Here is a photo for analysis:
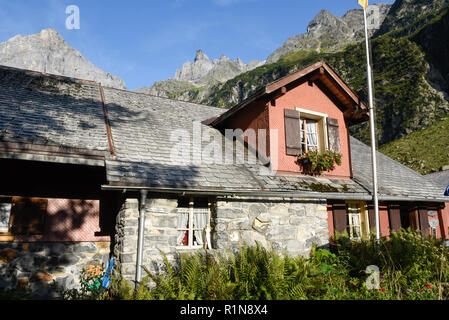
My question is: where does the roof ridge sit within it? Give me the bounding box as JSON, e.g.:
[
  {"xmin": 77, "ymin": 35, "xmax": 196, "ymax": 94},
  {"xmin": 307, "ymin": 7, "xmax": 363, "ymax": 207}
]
[
  {"xmin": 0, "ymin": 64, "xmax": 99, "ymax": 87},
  {"xmin": 0, "ymin": 64, "xmax": 228, "ymax": 112},
  {"xmin": 104, "ymin": 85, "xmax": 227, "ymax": 111}
]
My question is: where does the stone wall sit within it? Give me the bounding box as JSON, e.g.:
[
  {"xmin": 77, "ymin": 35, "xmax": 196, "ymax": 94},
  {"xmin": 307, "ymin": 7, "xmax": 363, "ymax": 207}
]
[
  {"xmin": 113, "ymin": 196, "xmax": 180, "ymax": 282},
  {"xmin": 0, "ymin": 241, "xmax": 110, "ymax": 299},
  {"xmin": 114, "ymin": 195, "xmax": 329, "ymax": 282},
  {"xmin": 213, "ymin": 196, "xmax": 329, "ymax": 256}
]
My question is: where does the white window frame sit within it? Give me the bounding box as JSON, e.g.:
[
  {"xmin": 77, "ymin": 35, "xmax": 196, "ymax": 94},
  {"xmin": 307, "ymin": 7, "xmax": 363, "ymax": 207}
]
[
  {"xmin": 176, "ymin": 196, "xmax": 212, "ymax": 250},
  {"xmin": 295, "ymin": 107, "xmax": 329, "ymax": 153},
  {"xmin": 0, "ymin": 202, "xmax": 12, "ymax": 234},
  {"xmin": 346, "ymin": 201, "xmax": 370, "ymax": 241}
]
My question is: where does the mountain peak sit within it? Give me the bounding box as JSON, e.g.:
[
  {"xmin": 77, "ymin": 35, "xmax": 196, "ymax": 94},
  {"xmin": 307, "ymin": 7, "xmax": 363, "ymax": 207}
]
[
  {"xmin": 37, "ymin": 28, "xmax": 64, "ymax": 42},
  {"xmin": 266, "ymin": 3, "xmax": 392, "ymax": 64},
  {"xmin": 0, "ymin": 29, "xmax": 127, "ymax": 89},
  {"xmin": 194, "ymin": 49, "xmax": 210, "ymax": 62}
]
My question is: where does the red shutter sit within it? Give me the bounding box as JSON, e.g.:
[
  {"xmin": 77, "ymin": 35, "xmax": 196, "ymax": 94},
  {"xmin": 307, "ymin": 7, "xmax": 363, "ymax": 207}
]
[
  {"xmin": 367, "ymin": 204, "xmax": 377, "ymax": 233},
  {"xmin": 327, "ymin": 118, "xmax": 341, "ymax": 153},
  {"xmin": 332, "ymin": 203, "xmax": 347, "ymax": 234},
  {"xmin": 418, "ymin": 208, "xmax": 430, "ymax": 237},
  {"xmin": 284, "ymin": 109, "xmax": 302, "ymax": 156},
  {"xmin": 388, "ymin": 204, "xmax": 402, "ymax": 232}
]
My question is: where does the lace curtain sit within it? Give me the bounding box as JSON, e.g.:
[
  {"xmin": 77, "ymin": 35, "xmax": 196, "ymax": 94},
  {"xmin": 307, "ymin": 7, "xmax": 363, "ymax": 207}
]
[
  {"xmin": 176, "ymin": 212, "xmax": 189, "ymax": 246},
  {"xmin": 193, "ymin": 212, "xmax": 208, "ymax": 245},
  {"xmin": 306, "ymin": 122, "xmax": 318, "ymax": 149}
]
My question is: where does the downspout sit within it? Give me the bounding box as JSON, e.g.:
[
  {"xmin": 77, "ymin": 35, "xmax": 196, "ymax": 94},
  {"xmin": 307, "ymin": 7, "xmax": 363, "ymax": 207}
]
[{"xmin": 136, "ymin": 189, "xmax": 148, "ymax": 289}]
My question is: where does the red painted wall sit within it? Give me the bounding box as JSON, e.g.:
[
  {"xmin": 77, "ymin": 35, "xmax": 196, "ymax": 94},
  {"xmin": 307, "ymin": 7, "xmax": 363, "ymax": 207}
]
[
  {"xmin": 269, "ymin": 80, "xmax": 351, "ymax": 178},
  {"xmin": 327, "ymin": 202, "xmax": 449, "ymax": 240},
  {"xmin": 13, "ymin": 198, "xmax": 110, "ymax": 242},
  {"xmin": 222, "ymin": 99, "xmax": 270, "ymax": 157}
]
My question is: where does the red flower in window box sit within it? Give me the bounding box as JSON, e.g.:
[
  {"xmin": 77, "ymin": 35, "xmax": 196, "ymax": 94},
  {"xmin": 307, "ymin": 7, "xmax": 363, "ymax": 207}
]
[{"xmin": 296, "ymin": 149, "xmax": 342, "ymax": 175}]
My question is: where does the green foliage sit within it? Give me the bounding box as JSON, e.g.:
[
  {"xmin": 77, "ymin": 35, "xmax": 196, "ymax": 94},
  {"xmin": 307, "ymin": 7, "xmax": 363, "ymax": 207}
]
[
  {"xmin": 332, "ymin": 230, "xmax": 449, "ymax": 299},
  {"xmin": 62, "ymin": 231, "xmax": 449, "ymax": 300},
  {"xmin": 297, "ymin": 149, "xmax": 342, "ymax": 175}
]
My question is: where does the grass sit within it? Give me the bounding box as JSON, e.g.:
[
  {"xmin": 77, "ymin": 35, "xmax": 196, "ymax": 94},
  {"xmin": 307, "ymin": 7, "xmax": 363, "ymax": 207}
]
[{"xmin": 379, "ymin": 116, "xmax": 449, "ymax": 174}]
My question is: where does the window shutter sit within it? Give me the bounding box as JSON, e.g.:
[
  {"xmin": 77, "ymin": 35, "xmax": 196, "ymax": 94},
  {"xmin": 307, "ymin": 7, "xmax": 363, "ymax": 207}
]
[
  {"xmin": 327, "ymin": 118, "xmax": 341, "ymax": 153},
  {"xmin": 332, "ymin": 203, "xmax": 347, "ymax": 234},
  {"xmin": 11, "ymin": 197, "xmax": 47, "ymax": 235},
  {"xmin": 388, "ymin": 204, "xmax": 401, "ymax": 232},
  {"xmin": 284, "ymin": 109, "xmax": 302, "ymax": 156},
  {"xmin": 367, "ymin": 204, "xmax": 377, "ymax": 233},
  {"xmin": 418, "ymin": 208, "xmax": 430, "ymax": 237}
]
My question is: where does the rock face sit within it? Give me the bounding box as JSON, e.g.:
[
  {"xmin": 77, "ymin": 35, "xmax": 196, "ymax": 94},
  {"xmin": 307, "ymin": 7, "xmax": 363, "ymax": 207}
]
[
  {"xmin": 0, "ymin": 28, "xmax": 127, "ymax": 90},
  {"xmin": 174, "ymin": 49, "xmax": 265, "ymax": 86},
  {"xmin": 375, "ymin": 0, "xmax": 449, "ymax": 37},
  {"xmin": 135, "ymin": 49, "xmax": 265, "ymax": 98},
  {"xmin": 266, "ymin": 4, "xmax": 392, "ymax": 63}
]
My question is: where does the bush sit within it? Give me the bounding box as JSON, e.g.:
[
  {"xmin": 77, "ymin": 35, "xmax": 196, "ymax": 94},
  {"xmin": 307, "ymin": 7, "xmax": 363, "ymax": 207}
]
[{"xmin": 62, "ymin": 231, "xmax": 449, "ymax": 300}]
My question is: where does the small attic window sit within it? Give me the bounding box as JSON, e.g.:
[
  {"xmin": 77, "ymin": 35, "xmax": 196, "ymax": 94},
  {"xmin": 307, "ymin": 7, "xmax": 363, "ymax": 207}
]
[
  {"xmin": 296, "ymin": 108, "xmax": 328, "ymax": 154},
  {"xmin": 284, "ymin": 108, "xmax": 341, "ymax": 157}
]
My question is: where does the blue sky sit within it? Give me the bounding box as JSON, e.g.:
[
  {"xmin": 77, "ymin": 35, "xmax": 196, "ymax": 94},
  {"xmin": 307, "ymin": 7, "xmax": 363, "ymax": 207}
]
[{"xmin": 0, "ymin": 0, "xmax": 394, "ymax": 90}]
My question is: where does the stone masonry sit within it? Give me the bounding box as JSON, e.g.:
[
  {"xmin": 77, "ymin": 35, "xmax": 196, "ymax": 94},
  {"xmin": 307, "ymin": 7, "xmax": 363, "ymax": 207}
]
[
  {"xmin": 114, "ymin": 195, "xmax": 329, "ymax": 282},
  {"xmin": 0, "ymin": 241, "xmax": 110, "ymax": 299}
]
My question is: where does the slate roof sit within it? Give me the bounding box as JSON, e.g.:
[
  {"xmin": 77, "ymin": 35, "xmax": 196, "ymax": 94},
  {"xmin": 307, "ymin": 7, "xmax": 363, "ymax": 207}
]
[
  {"xmin": 425, "ymin": 170, "xmax": 449, "ymax": 189},
  {"xmin": 0, "ymin": 66, "xmax": 109, "ymax": 153},
  {"xmin": 350, "ymin": 137, "xmax": 447, "ymax": 201},
  {"xmin": 0, "ymin": 64, "xmax": 447, "ymax": 202}
]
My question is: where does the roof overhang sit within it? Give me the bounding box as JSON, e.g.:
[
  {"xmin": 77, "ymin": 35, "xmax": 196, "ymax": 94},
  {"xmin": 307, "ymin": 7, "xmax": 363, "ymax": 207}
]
[
  {"xmin": 0, "ymin": 141, "xmax": 107, "ymax": 167},
  {"xmin": 101, "ymin": 184, "xmax": 449, "ymax": 203},
  {"xmin": 210, "ymin": 61, "xmax": 369, "ymax": 128}
]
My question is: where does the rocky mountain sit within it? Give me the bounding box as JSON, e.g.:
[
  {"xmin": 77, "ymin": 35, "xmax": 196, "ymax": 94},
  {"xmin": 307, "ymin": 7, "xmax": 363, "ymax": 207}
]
[
  {"xmin": 374, "ymin": 0, "xmax": 449, "ymax": 37},
  {"xmin": 137, "ymin": 4, "xmax": 392, "ymax": 101},
  {"xmin": 135, "ymin": 50, "xmax": 264, "ymax": 98},
  {"xmin": 175, "ymin": 50, "xmax": 265, "ymax": 85},
  {"xmin": 266, "ymin": 4, "xmax": 392, "ymax": 64},
  {"xmin": 0, "ymin": 28, "xmax": 127, "ymax": 90},
  {"xmin": 142, "ymin": 0, "xmax": 449, "ymax": 156}
]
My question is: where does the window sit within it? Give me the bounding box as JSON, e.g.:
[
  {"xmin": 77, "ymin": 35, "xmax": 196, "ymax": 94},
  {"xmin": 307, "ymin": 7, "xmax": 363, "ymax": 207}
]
[
  {"xmin": 346, "ymin": 201, "xmax": 370, "ymax": 240},
  {"xmin": 0, "ymin": 196, "xmax": 47, "ymax": 241},
  {"xmin": 300, "ymin": 118, "xmax": 319, "ymax": 153},
  {"xmin": 284, "ymin": 108, "xmax": 341, "ymax": 157},
  {"xmin": 176, "ymin": 197, "xmax": 212, "ymax": 249},
  {"xmin": 0, "ymin": 198, "xmax": 12, "ymax": 237}
]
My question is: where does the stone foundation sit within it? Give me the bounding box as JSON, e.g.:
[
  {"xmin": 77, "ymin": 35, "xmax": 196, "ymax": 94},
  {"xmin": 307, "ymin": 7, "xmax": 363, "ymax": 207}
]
[{"xmin": 0, "ymin": 241, "xmax": 110, "ymax": 299}]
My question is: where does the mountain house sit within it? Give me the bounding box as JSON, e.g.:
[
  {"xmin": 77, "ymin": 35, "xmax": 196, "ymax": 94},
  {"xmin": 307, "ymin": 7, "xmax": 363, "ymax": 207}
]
[{"xmin": 0, "ymin": 61, "xmax": 448, "ymax": 297}]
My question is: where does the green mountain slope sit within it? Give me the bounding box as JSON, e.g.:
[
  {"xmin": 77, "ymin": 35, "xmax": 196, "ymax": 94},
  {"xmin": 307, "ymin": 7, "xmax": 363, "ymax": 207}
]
[
  {"xmin": 379, "ymin": 116, "xmax": 449, "ymax": 174},
  {"xmin": 144, "ymin": 0, "xmax": 449, "ymax": 173},
  {"xmin": 199, "ymin": 29, "xmax": 448, "ymax": 146}
]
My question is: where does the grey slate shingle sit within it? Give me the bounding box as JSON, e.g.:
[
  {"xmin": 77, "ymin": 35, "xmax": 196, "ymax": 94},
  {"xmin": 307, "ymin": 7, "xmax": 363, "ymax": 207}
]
[
  {"xmin": 1, "ymin": 65, "xmax": 447, "ymax": 201},
  {"xmin": 0, "ymin": 66, "xmax": 109, "ymax": 153},
  {"xmin": 350, "ymin": 136, "xmax": 447, "ymax": 200}
]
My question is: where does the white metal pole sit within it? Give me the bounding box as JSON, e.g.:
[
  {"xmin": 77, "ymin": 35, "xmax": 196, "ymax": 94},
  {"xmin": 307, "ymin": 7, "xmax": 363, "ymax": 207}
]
[{"xmin": 363, "ymin": 8, "xmax": 380, "ymax": 241}]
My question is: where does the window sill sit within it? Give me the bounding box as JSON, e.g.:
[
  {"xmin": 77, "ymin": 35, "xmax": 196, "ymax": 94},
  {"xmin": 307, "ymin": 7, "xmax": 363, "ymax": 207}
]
[
  {"xmin": 0, "ymin": 235, "xmax": 14, "ymax": 242},
  {"xmin": 175, "ymin": 245, "xmax": 205, "ymax": 251}
]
